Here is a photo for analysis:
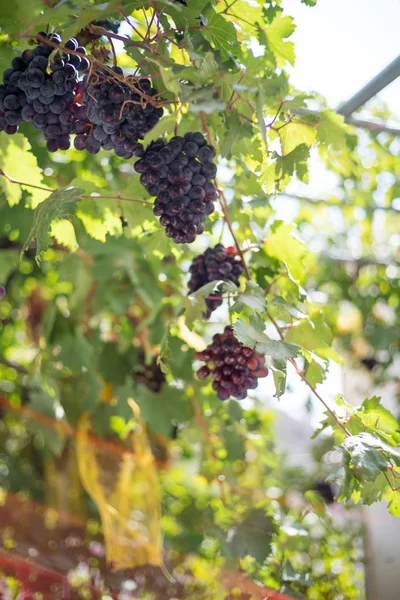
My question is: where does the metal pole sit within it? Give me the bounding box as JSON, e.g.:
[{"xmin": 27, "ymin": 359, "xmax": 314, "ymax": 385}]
[{"xmin": 337, "ymin": 55, "xmax": 400, "ymax": 116}]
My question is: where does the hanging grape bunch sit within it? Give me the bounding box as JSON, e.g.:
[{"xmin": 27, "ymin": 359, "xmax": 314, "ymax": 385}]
[
  {"xmin": 135, "ymin": 353, "xmax": 165, "ymax": 394},
  {"xmin": 134, "ymin": 132, "xmax": 218, "ymax": 243},
  {"xmin": 74, "ymin": 66, "xmax": 162, "ymax": 158},
  {"xmin": 188, "ymin": 244, "xmax": 244, "ymax": 317},
  {"xmin": 196, "ymin": 326, "xmax": 269, "ymax": 400},
  {"xmin": 0, "ymin": 33, "xmax": 89, "ymax": 151}
]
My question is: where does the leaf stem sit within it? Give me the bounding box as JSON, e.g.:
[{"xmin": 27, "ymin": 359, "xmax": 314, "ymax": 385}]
[
  {"xmin": 0, "ymin": 172, "xmax": 153, "ymax": 206},
  {"xmin": 79, "ymin": 194, "xmax": 152, "ymax": 206},
  {"xmin": 0, "ymin": 170, "xmax": 54, "ymax": 193}
]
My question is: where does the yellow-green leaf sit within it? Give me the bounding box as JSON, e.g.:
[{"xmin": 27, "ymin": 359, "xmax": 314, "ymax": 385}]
[
  {"xmin": 279, "ymin": 122, "xmax": 317, "ymax": 155},
  {"xmin": 0, "ymin": 134, "xmax": 48, "ymax": 207},
  {"xmin": 266, "ymin": 15, "xmax": 296, "ymax": 67}
]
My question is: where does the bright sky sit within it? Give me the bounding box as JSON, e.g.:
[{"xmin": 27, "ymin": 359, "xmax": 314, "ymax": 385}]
[{"xmin": 282, "ymin": 0, "xmax": 400, "ymax": 119}]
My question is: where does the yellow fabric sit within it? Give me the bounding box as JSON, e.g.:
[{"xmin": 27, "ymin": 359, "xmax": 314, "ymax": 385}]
[{"xmin": 76, "ymin": 405, "xmax": 162, "ymax": 571}]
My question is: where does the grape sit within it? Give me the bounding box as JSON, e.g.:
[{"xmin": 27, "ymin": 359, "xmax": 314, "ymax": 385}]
[
  {"xmin": 134, "ymin": 132, "xmax": 218, "ymax": 244},
  {"xmin": 27, "ymin": 68, "xmax": 46, "ymax": 88},
  {"xmin": 78, "ymin": 67, "xmax": 162, "ymax": 157},
  {"xmin": 74, "ymin": 134, "xmax": 87, "ymax": 150},
  {"xmin": 195, "ymin": 326, "xmax": 268, "ymax": 400},
  {"xmin": 3, "ymin": 94, "xmax": 20, "ymax": 110},
  {"xmin": 85, "ymin": 135, "xmax": 101, "ymax": 154},
  {"xmin": 58, "ymin": 135, "xmax": 71, "ymax": 150},
  {"xmin": 4, "ymin": 111, "xmax": 21, "ymax": 126}
]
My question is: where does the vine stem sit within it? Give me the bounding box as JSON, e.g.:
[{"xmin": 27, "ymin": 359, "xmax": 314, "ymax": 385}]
[
  {"xmin": 199, "ymin": 112, "xmax": 251, "ymax": 280},
  {"xmin": 0, "ymin": 170, "xmax": 152, "ymax": 206},
  {"xmin": 267, "ymin": 309, "xmax": 351, "ymax": 437}
]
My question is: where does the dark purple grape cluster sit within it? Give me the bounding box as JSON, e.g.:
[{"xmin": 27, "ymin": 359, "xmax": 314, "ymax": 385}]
[
  {"xmin": 0, "ymin": 33, "xmax": 89, "ymax": 151},
  {"xmin": 74, "ymin": 66, "xmax": 162, "ymax": 158},
  {"xmin": 188, "ymin": 244, "xmax": 244, "ymax": 316},
  {"xmin": 135, "ymin": 353, "xmax": 165, "ymax": 393},
  {"xmin": 134, "ymin": 132, "xmax": 218, "ymax": 243},
  {"xmin": 196, "ymin": 326, "xmax": 269, "ymax": 400}
]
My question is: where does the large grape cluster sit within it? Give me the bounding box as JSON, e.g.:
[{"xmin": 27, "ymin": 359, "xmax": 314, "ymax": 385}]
[
  {"xmin": 134, "ymin": 132, "xmax": 218, "ymax": 243},
  {"xmin": 74, "ymin": 66, "xmax": 162, "ymax": 158},
  {"xmin": 196, "ymin": 326, "xmax": 268, "ymax": 400},
  {"xmin": 0, "ymin": 33, "xmax": 89, "ymax": 151},
  {"xmin": 188, "ymin": 244, "xmax": 244, "ymax": 316}
]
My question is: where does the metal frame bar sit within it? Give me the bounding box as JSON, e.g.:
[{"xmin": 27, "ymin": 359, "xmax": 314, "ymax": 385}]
[{"xmin": 337, "ymin": 55, "xmax": 400, "ymax": 117}]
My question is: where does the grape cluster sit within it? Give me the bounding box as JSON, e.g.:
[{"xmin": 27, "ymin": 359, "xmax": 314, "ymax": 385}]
[
  {"xmin": 74, "ymin": 67, "xmax": 162, "ymax": 158},
  {"xmin": 188, "ymin": 244, "xmax": 244, "ymax": 316},
  {"xmin": 0, "ymin": 33, "xmax": 89, "ymax": 150},
  {"xmin": 135, "ymin": 353, "xmax": 165, "ymax": 393},
  {"xmin": 196, "ymin": 326, "xmax": 268, "ymax": 400},
  {"xmin": 134, "ymin": 132, "xmax": 218, "ymax": 243}
]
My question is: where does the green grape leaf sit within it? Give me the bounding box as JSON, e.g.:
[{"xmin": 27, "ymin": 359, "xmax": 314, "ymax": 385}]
[
  {"xmin": 342, "ymin": 433, "xmax": 398, "ymax": 481},
  {"xmin": 265, "ymin": 15, "xmax": 296, "ymax": 66},
  {"xmin": 384, "ymin": 487, "xmax": 400, "ymax": 517},
  {"xmin": 286, "ymin": 311, "xmax": 341, "ymax": 363},
  {"xmin": 0, "ymin": 134, "xmax": 48, "ymax": 207},
  {"xmin": 231, "ymin": 281, "xmax": 267, "ymax": 313},
  {"xmin": 202, "ymin": 8, "xmax": 238, "ymax": 59},
  {"xmin": 264, "ymin": 222, "xmax": 308, "ymax": 283},
  {"xmin": 221, "ymin": 508, "xmax": 276, "ymax": 562},
  {"xmin": 271, "ymin": 359, "xmax": 287, "ymax": 398},
  {"xmin": 22, "ymin": 187, "xmax": 83, "ymax": 264},
  {"xmin": 278, "ymin": 122, "xmax": 317, "ymax": 155},
  {"xmin": 234, "ymin": 317, "xmax": 299, "ymax": 359},
  {"xmin": 317, "ymin": 109, "xmax": 353, "ymax": 150}
]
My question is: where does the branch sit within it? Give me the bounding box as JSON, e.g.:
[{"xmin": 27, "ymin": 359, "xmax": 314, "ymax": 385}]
[
  {"xmin": 0, "ymin": 171, "xmax": 153, "ymax": 206},
  {"xmin": 267, "ymin": 310, "xmax": 351, "ymax": 437},
  {"xmin": 0, "ymin": 170, "xmax": 53, "ymax": 193},
  {"xmin": 0, "ymin": 357, "xmax": 28, "ymax": 374}
]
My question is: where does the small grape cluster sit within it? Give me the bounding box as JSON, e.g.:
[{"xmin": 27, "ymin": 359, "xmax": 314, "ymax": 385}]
[
  {"xmin": 74, "ymin": 67, "xmax": 162, "ymax": 158},
  {"xmin": 0, "ymin": 33, "xmax": 89, "ymax": 151},
  {"xmin": 196, "ymin": 326, "xmax": 268, "ymax": 400},
  {"xmin": 134, "ymin": 132, "xmax": 218, "ymax": 243},
  {"xmin": 188, "ymin": 244, "xmax": 244, "ymax": 316},
  {"xmin": 135, "ymin": 353, "xmax": 165, "ymax": 394}
]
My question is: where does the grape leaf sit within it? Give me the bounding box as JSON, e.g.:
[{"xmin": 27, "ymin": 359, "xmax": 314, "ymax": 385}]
[
  {"xmin": 231, "ymin": 281, "xmax": 267, "ymax": 313},
  {"xmin": 279, "ymin": 122, "xmax": 317, "ymax": 155},
  {"xmin": 264, "ymin": 222, "xmax": 308, "ymax": 283},
  {"xmin": 317, "ymin": 109, "xmax": 352, "ymax": 150},
  {"xmin": 22, "ymin": 188, "xmax": 84, "ymax": 264},
  {"xmin": 0, "ymin": 134, "xmax": 48, "ymax": 207},
  {"xmin": 271, "ymin": 359, "xmax": 287, "ymax": 398},
  {"xmin": 234, "ymin": 317, "xmax": 299, "ymax": 359},
  {"xmin": 265, "ymin": 15, "xmax": 296, "ymax": 67},
  {"xmin": 221, "ymin": 508, "xmax": 276, "ymax": 562},
  {"xmin": 202, "ymin": 8, "xmax": 238, "ymax": 59}
]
